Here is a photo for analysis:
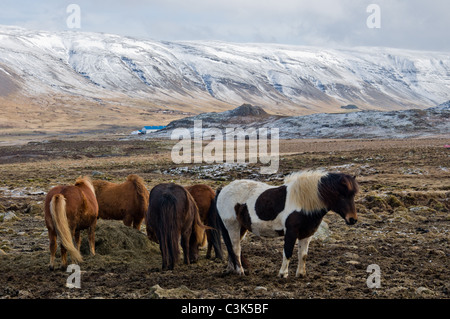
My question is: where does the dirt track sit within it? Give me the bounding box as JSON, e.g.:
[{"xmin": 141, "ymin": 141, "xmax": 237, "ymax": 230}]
[{"xmin": 0, "ymin": 137, "xmax": 449, "ymax": 299}]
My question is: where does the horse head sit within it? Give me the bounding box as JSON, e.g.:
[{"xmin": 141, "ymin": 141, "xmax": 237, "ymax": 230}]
[{"xmin": 319, "ymin": 173, "xmax": 359, "ymax": 225}]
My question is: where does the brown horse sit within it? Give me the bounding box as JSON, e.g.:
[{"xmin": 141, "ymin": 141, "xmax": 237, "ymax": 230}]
[
  {"xmin": 146, "ymin": 183, "xmax": 208, "ymax": 271},
  {"xmin": 93, "ymin": 174, "xmax": 149, "ymax": 230},
  {"xmin": 185, "ymin": 184, "xmax": 223, "ymax": 260},
  {"xmin": 44, "ymin": 176, "xmax": 98, "ymax": 270}
]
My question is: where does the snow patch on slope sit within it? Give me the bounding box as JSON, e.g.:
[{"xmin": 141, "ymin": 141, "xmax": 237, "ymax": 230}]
[{"xmin": 0, "ymin": 25, "xmax": 449, "ymax": 115}]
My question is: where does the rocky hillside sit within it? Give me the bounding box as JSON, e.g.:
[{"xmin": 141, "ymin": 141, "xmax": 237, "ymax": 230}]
[{"xmin": 149, "ymin": 102, "xmax": 450, "ymax": 139}]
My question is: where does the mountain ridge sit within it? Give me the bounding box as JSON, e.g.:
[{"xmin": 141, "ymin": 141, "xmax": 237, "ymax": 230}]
[{"xmin": 0, "ymin": 25, "xmax": 449, "ymax": 133}]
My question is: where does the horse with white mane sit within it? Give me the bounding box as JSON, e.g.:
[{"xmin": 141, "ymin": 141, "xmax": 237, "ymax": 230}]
[{"xmin": 212, "ymin": 170, "xmax": 359, "ymax": 278}]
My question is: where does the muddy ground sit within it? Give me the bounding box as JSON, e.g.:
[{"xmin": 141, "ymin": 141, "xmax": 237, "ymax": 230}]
[{"xmin": 0, "ymin": 137, "xmax": 448, "ymax": 299}]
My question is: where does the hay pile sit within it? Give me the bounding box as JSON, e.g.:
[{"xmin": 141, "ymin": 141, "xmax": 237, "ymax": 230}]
[{"xmin": 80, "ymin": 219, "xmax": 160, "ymax": 257}]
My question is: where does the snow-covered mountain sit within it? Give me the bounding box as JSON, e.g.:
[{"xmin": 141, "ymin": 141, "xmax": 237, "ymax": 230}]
[{"xmin": 1, "ymin": 25, "xmax": 449, "ymax": 119}]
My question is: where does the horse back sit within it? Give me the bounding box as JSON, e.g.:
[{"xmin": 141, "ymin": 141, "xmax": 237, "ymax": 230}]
[
  {"xmin": 45, "ymin": 185, "xmax": 95, "ymax": 231},
  {"xmin": 149, "ymin": 183, "xmax": 199, "ymax": 233},
  {"xmin": 148, "ymin": 183, "xmax": 188, "ymax": 268},
  {"xmin": 149, "ymin": 183, "xmax": 188, "ymax": 216},
  {"xmin": 216, "ymin": 180, "xmax": 271, "ymax": 220},
  {"xmin": 217, "ymin": 180, "xmax": 288, "ymax": 237},
  {"xmin": 185, "ymin": 184, "xmax": 215, "ymax": 223},
  {"xmin": 94, "ymin": 177, "xmax": 148, "ymax": 218},
  {"xmin": 93, "ymin": 180, "xmax": 123, "ymax": 217}
]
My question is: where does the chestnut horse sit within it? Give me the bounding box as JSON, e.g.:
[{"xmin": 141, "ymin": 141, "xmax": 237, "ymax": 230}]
[
  {"xmin": 185, "ymin": 184, "xmax": 223, "ymax": 260},
  {"xmin": 213, "ymin": 170, "xmax": 358, "ymax": 278},
  {"xmin": 146, "ymin": 183, "xmax": 208, "ymax": 270},
  {"xmin": 93, "ymin": 174, "xmax": 149, "ymax": 230},
  {"xmin": 44, "ymin": 176, "xmax": 98, "ymax": 270}
]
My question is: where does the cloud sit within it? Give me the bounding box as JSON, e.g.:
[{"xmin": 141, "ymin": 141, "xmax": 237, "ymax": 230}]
[{"xmin": 0, "ymin": 0, "xmax": 448, "ymax": 51}]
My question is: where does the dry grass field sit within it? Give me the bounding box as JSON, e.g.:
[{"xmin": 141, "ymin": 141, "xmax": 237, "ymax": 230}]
[{"xmin": 0, "ymin": 136, "xmax": 448, "ymax": 299}]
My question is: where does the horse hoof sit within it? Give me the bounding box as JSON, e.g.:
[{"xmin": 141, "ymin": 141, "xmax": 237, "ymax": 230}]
[{"xmin": 278, "ymin": 272, "xmax": 289, "ymax": 279}]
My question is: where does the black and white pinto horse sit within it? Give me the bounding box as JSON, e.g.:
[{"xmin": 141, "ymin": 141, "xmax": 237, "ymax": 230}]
[{"xmin": 214, "ymin": 170, "xmax": 359, "ymax": 278}]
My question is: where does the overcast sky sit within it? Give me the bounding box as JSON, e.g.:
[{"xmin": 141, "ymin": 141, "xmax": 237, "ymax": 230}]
[{"xmin": 0, "ymin": 0, "xmax": 449, "ymax": 51}]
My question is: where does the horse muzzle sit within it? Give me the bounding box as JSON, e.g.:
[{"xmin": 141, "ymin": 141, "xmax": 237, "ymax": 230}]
[{"xmin": 345, "ymin": 217, "xmax": 358, "ymax": 225}]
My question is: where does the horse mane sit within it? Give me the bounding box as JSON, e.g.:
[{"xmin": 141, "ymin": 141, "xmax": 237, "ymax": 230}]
[
  {"xmin": 127, "ymin": 174, "xmax": 148, "ymax": 201},
  {"xmin": 75, "ymin": 176, "xmax": 96, "ymax": 197},
  {"xmin": 184, "ymin": 189, "xmax": 207, "ymax": 247},
  {"xmin": 284, "ymin": 170, "xmax": 328, "ymax": 213},
  {"xmin": 92, "ymin": 179, "xmax": 108, "ymax": 190}
]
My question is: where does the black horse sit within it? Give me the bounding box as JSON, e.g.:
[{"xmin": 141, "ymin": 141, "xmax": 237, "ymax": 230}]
[{"xmin": 146, "ymin": 183, "xmax": 207, "ymax": 270}]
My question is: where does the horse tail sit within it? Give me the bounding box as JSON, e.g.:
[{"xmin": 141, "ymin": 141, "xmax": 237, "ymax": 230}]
[
  {"xmin": 156, "ymin": 193, "xmax": 180, "ymax": 269},
  {"xmin": 206, "ymin": 192, "xmax": 223, "ymax": 260},
  {"xmin": 50, "ymin": 194, "xmax": 82, "ymax": 264},
  {"xmin": 212, "ymin": 187, "xmax": 238, "ymax": 267}
]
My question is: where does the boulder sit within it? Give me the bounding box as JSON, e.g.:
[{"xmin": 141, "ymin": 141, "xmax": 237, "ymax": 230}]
[
  {"xmin": 0, "ymin": 211, "xmax": 20, "ymax": 222},
  {"xmin": 149, "ymin": 284, "xmax": 198, "ymax": 299},
  {"xmin": 312, "ymin": 221, "xmax": 331, "ymax": 241},
  {"xmin": 227, "ymin": 104, "xmax": 268, "ymax": 117}
]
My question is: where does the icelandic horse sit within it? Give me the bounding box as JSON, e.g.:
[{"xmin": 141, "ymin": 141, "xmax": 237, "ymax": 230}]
[
  {"xmin": 93, "ymin": 174, "xmax": 149, "ymax": 230},
  {"xmin": 213, "ymin": 170, "xmax": 358, "ymax": 278},
  {"xmin": 44, "ymin": 176, "xmax": 98, "ymax": 270},
  {"xmin": 185, "ymin": 184, "xmax": 223, "ymax": 260},
  {"xmin": 146, "ymin": 183, "xmax": 208, "ymax": 271}
]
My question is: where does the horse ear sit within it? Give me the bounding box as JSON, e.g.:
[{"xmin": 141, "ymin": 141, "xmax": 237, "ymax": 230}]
[{"xmin": 352, "ymin": 175, "xmax": 357, "ymax": 180}]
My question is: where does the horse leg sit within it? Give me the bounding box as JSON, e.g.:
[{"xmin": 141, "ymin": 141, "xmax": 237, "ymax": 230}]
[
  {"xmin": 188, "ymin": 228, "xmax": 201, "ymax": 264},
  {"xmin": 75, "ymin": 230, "xmax": 81, "ymax": 251},
  {"xmin": 123, "ymin": 214, "xmax": 133, "ymax": 228},
  {"xmin": 296, "ymin": 237, "xmax": 312, "ymax": 278},
  {"xmin": 206, "ymin": 228, "xmax": 223, "ymax": 260},
  {"xmin": 88, "ymin": 224, "xmax": 96, "ymax": 256},
  {"xmin": 279, "ymin": 229, "xmax": 297, "ymax": 278},
  {"xmin": 227, "ymin": 222, "xmax": 245, "ymax": 275},
  {"xmin": 181, "ymin": 230, "xmax": 191, "ymax": 265},
  {"xmin": 60, "ymin": 245, "xmax": 68, "ymax": 270},
  {"xmin": 133, "ymin": 217, "xmax": 143, "ymax": 230},
  {"xmin": 48, "ymin": 230, "xmax": 57, "ymax": 271},
  {"xmin": 239, "ymin": 227, "xmax": 251, "ymax": 270},
  {"xmin": 206, "ymin": 230, "xmax": 213, "ymax": 259}
]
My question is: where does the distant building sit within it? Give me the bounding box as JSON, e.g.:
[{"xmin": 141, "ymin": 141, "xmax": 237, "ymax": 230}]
[{"xmin": 131, "ymin": 125, "xmax": 167, "ymax": 135}]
